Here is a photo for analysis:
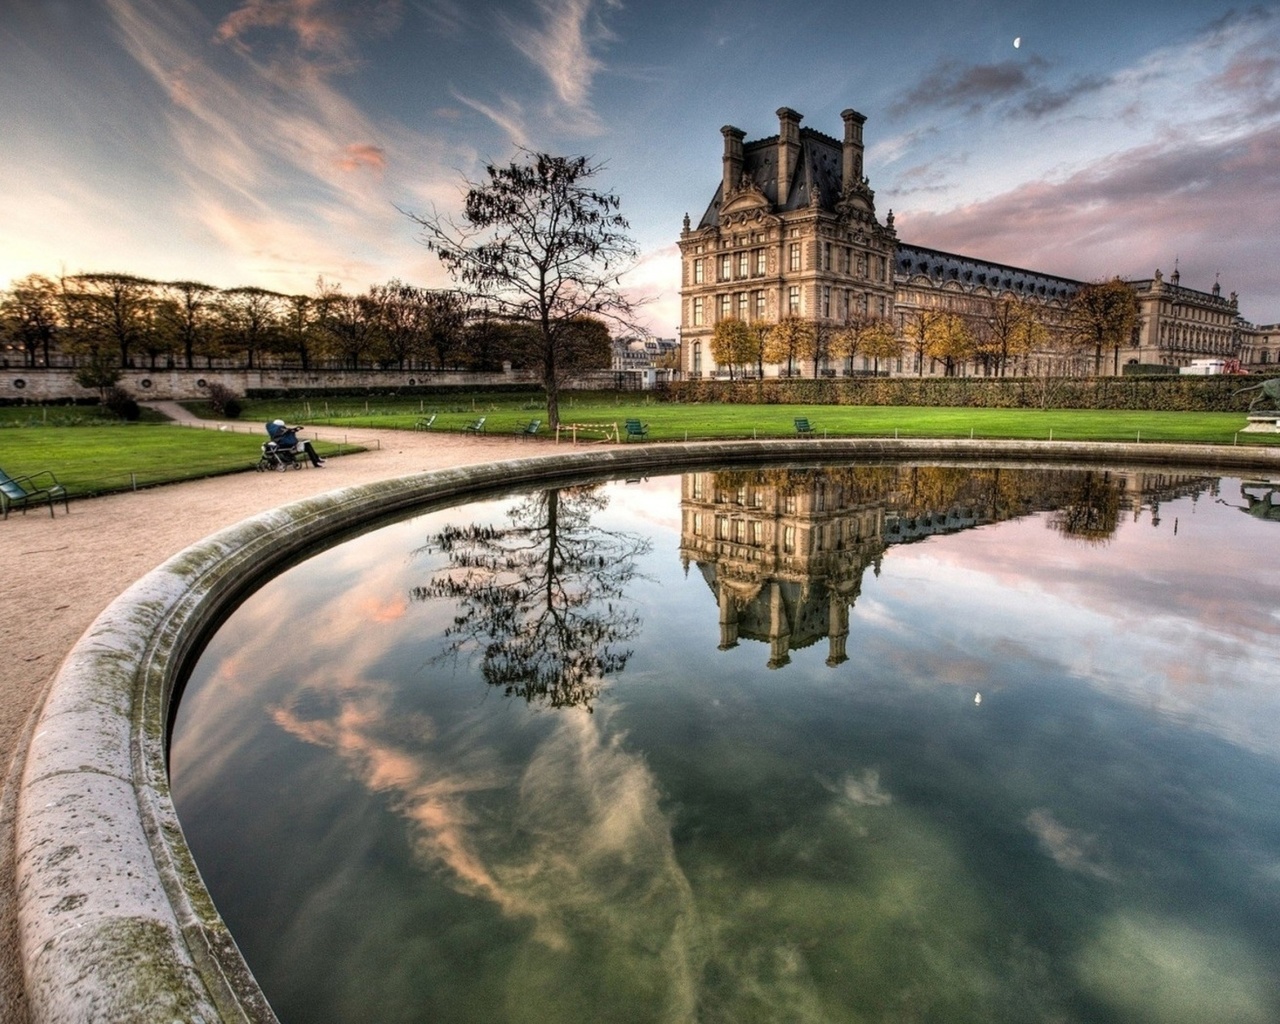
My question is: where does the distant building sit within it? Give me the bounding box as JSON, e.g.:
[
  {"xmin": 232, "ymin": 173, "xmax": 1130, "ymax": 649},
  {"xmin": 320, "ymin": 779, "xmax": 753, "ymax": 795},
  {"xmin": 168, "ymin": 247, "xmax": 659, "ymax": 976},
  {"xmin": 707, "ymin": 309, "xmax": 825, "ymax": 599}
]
[
  {"xmin": 679, "ymin": 107, "xmax": 1274, "ymax": 378},
  {"xmin": 611, "ymin": 335, "xmax": 679, "ymax": 372}
]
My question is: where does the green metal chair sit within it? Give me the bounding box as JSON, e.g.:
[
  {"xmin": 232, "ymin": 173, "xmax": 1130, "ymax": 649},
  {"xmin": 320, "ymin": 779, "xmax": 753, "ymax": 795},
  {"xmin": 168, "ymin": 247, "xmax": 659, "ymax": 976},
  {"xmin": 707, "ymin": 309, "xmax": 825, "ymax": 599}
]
[
  {"xmin": 624, "ymin": 419, "xmax": 649, "ymax": 441},
  {"xmin": 1, "ymin": 468, "xmax": 69, "ymax": 519},
  {"xmin": 794, "ymin": 418, "xmax": 817, "ymax": 437}
]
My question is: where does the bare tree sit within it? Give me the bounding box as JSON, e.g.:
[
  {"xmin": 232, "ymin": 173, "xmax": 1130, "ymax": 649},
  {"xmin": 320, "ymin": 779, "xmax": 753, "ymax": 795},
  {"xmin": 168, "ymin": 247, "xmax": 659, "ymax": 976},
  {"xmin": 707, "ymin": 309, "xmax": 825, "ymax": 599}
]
[
  {"xmin": 216, "ymin": 286, "xmax": 286, "ymax": 369},
  {"xmin": 1, "ymin": 274, "xmax": 59, "ymax": 367},
  {"xmin": 158, "ymin": 280, "xmax": 218, "ymax": 369},
  {"xmin": 314, "ymin": 281, "xmax": 377, "ymax": 369},
  {"xmin": 62, "ymin": 271, "xmax": 157, "ymax": 367},
  {"xmin": 406, "ymin": 153, "xmax": 640, "ymax": 427}
]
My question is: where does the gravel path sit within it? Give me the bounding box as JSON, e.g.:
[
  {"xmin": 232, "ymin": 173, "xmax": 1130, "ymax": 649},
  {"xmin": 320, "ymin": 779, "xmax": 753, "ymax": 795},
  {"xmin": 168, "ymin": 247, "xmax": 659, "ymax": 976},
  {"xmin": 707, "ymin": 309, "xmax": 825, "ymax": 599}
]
[{"xmin": 0, "ymin": 404, "xmax": 566, "ymax": 1021}]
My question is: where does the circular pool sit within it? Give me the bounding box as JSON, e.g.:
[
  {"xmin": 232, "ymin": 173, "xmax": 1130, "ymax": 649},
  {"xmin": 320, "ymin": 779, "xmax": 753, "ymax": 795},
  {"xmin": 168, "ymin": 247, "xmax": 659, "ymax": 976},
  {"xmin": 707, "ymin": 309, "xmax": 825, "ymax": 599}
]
[{"xmin": 170, "ymin": 460, "xmax": 1280, "ymax": 1024}]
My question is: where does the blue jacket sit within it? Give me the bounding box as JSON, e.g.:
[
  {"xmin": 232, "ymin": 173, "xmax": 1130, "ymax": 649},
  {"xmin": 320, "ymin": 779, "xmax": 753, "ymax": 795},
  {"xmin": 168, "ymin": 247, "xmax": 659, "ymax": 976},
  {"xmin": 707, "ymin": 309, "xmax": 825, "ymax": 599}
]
[{"xmin": 266, "ymin": 422, "xmax": 299, "ymax": 446}]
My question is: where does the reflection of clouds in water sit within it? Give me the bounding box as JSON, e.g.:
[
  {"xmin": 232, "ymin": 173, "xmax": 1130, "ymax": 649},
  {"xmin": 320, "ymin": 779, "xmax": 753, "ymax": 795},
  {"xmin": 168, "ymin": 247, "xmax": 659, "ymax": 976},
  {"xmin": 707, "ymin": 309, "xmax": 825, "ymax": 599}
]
[
  {"xmin": 872, "ymin": 509, "xmax": 1280, "ymax": 757},
  {"xmin": 270, "ymin": 682, "xmax": 518, "ymax": 915},
  {"xmin": 1076, "ymin": 911, "xmax": 1278, "ymax": 1024},
  {"xmin": 825, "ymin": 768, "xmax": 893, "ymax": 807},
  {"xmin": 174, "ymin": 544, "xmax": 457, "ymax": 798},
  {"xmin": 1025, "ymin": 808, "xmax": 1112, "ymax": 880},
  {"xmin": 271, "ymin": 682, "xmax": 702, "ymax": 1014}
]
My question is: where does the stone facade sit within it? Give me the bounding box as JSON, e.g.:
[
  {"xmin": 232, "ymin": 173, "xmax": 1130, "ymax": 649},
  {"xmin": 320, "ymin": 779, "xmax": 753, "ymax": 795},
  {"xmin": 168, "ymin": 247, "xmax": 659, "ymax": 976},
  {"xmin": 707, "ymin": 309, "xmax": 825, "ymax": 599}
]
[
  {"xmin": 680, "ymin": 107, "xmax": 1276, "ymax": 378},
  {"xmin": 678, "ymin": 108, "xmax": 897, "ymax": 379}
]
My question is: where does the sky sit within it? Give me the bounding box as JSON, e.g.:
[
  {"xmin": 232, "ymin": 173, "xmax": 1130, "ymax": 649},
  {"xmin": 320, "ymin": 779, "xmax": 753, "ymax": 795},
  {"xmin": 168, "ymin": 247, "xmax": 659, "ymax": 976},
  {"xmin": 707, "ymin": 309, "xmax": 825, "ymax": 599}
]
[{"xmin": 3, "ymin": 0, "xmax": 1280, "ymax": 336}]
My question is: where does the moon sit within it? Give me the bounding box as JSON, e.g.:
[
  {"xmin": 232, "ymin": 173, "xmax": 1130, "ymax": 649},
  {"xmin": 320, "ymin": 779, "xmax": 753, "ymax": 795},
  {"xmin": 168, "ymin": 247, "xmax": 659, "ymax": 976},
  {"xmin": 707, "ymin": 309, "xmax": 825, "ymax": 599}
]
[{"xmin": 1013, "ymin": 36, "xmax": 1021, "ymax": 48}]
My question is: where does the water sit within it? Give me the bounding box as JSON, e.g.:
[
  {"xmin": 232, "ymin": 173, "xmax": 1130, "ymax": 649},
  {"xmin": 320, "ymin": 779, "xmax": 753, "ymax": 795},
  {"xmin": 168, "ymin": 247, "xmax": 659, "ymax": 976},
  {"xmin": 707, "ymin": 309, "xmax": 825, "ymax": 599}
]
[{"xmin": 170, "ymin": 465, "xmax": 1280, "ymax": 1024}]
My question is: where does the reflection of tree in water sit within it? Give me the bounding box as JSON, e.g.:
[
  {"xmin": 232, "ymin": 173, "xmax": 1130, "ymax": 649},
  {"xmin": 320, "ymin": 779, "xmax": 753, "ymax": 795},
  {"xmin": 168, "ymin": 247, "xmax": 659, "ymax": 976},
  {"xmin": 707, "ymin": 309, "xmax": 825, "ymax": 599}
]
[
  {"xmin": 1047, "ymin": 471, "xmax": 1123, "ymax": 544},
  {"xmin": 412, "ymin": 486, "xmax": 650, "ymax": 710}
]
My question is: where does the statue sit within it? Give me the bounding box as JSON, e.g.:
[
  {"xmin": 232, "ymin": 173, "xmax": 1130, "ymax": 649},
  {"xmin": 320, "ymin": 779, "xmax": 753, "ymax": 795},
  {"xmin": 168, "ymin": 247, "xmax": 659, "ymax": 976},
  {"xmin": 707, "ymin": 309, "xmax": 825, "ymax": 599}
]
[
  {"xmin": 1235, "ymin": 377, "xmax": 1280, "ymax": 413},
  {"xmin": 1217, "ymin": 482, "xmax": 1280, "ymax": 524}
]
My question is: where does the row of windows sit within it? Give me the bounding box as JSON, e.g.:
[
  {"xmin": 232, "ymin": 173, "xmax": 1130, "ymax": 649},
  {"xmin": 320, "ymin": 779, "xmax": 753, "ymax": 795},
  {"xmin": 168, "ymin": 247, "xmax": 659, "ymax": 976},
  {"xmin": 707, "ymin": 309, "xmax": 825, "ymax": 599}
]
[
  {"xmin": 691, "ymin": 246, "xmax": 889, "ymax": 283},
  {"xmin": 691, "ymin": 289, "xmax": 886, "ymax": 326}
]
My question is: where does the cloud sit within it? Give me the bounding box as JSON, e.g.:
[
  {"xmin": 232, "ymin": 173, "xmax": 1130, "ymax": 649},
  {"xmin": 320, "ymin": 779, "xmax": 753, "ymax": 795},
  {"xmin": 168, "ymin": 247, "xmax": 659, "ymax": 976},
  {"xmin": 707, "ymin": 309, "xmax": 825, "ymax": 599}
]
[
  {"xmin": 478, "ymin": 0, "xmax": 622, "ymax": 140},
  {"xmin": 335, "ymin": 142, "xmax": 387, "ymax": 173},
  {"xmin": 214, "ymin": 0, "xmax": 404, "ymax": 68},
  {"xmin": 618, "ymin": 243, "xmax": 679, "ymax": 336},
  {"xmin": 1016, "ymin": 74, "xmax": 1112, "ymax": 119},
  {"xmin": 894, "ymin": 123, "xmax": 1280, "ymax": 317},
  {"xmin": 450, "ymin": 88, "xmax": 532, "ymax": 149},
  {"xmin": 100, "ymin": 0, "xmax": 465, "ymax": 291},
  {"xmin": 891, "ymin": 57, "xmax": 1049, "ymax": 117},
  {"xmin": 502, "ymin": 0, "xmax": 618, "ymax": 107}
]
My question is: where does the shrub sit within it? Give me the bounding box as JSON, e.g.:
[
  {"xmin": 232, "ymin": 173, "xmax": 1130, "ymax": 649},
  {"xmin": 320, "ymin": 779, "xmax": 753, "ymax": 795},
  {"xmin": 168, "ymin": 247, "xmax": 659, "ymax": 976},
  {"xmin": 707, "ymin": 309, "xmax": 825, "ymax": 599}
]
[
  {"xmin": 104, "ymin": 386, "xmax": 141, "ymax": 421},
  {"xmin": 223, "ymin": 398, "xmax": 243, "ymax": 419},
  {"xmin": 205, "ymin": 382, "xmax": 240, "ymax": 415}
]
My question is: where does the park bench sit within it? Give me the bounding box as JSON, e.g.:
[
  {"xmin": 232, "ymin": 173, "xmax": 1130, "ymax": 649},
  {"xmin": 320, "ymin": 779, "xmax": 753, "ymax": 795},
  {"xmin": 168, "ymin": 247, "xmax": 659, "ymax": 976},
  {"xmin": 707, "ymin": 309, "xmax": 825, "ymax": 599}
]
[
  {"xmin": 1, "ymin": 467, "xmax": 69, "ymax": 519},
  {"xmin": 624, "ymin": 419, "xmax": 649, "ymax": 441},
  {"xmin": 794, "ymin": 418, "xmax": 817, "ymax": 437},
  {"xmin": 464, "ymin": 416, "xmax": 486, "ymax": 434},
  {"xmin": 515, "ymin": 419, "xmax": 541, "ymax": 438},
  {"xmin": 414, "ymin": 414, "xmax": 436, "ymax": 430}
]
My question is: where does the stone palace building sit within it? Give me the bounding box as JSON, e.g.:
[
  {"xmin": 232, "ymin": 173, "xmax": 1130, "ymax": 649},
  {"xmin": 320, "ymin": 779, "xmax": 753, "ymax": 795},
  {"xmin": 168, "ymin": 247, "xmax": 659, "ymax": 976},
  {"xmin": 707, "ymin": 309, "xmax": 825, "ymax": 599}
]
[{"xmin": 678, "ymin": 107, "xmax": 1279, "ymax": 378}]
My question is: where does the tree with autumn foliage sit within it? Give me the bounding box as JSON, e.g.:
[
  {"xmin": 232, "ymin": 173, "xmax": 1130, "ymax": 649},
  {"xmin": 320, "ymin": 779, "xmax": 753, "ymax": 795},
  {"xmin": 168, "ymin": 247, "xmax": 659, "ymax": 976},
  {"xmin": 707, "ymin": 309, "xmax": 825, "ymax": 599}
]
[
  {"xmin": 710, "ymin": 317, "xmax": 755, "ymax": 379},
  {"xmin": 1066, "ymin": 278, "xmax": 1138, "ymax": 375},
  {"xmin": 926, "ymin": 312, "xmax": 976, "ymax": 377},
  {"xmin": 763, "ymin": 315, "xmax": 814, "ymax": 377},
  {"xmin": 980, "ymin": 295, "xmax": 1048, "ymax": 377},
  {"xmin": 859, "ymin": 317, "xmax": 901, "ymax": 375}
]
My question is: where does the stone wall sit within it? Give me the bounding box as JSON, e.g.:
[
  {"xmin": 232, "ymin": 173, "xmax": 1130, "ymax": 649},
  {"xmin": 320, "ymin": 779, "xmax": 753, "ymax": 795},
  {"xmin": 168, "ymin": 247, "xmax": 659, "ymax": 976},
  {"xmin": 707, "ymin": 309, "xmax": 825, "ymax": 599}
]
[{"xmin": 0, "ymin": 367, "xmax": 634, "ymax": 402}]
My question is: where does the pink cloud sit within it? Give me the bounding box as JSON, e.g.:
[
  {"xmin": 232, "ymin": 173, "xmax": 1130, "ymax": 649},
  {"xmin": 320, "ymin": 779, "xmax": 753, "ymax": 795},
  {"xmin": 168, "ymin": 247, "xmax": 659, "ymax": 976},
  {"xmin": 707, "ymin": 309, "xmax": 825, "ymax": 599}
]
[
  {"xmin": 335, "ymin": 142, "xmax": 387, "ymax": 174},
  {"xmin": 894, "ymin": 125, "xmax": 1280, "ymax": 320},
  {"xmin": 215, "ymin": 0, "xmax": 402, "ymax": 61}
]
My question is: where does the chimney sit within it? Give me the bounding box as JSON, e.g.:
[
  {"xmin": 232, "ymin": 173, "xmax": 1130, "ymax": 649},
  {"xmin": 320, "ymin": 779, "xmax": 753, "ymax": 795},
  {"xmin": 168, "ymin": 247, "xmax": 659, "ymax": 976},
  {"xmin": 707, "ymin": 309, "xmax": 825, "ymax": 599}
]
[
  {"xmin": 776, "ymin": 107, "xmax": 803, "ymax": 207},
  {"xmin": 841, "ymin": 108, "xmax": 867, "ymax": 188},
  {"xmin": 721, "ymin": 125, "xmax": 745, "ymax": 200}
]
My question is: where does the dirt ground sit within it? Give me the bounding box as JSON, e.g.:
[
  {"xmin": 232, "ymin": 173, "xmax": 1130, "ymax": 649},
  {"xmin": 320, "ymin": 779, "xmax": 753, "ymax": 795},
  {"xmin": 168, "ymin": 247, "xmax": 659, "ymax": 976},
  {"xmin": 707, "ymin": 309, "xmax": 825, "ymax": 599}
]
[{"xmin": 0, "ymin": 403, "xmax": 562, "ymax": 1021}]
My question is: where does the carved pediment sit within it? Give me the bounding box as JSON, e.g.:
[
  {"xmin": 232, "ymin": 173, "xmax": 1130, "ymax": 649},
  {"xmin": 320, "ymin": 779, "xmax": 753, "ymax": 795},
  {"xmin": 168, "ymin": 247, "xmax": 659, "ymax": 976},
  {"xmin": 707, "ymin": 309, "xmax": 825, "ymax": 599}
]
[
  {"xmin": 721, "ymin": 172, "xmax": 771, "ymax": 216},
  {"xmin": 836, "ymin": 176, "xmax": 876, "ymax": 223}
]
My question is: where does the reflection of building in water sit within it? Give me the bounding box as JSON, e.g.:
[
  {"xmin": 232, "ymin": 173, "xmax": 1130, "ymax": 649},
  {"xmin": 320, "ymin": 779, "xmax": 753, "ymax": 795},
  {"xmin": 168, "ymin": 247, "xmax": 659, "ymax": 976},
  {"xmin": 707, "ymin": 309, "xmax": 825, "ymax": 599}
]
[
  {"xmin": 681, "ymin": 467, "xmax": 1220, "ymax": 668},
  {"xmin": 1109, "ymin": 471, "xmax": 1220, "ymax": 528},
  {"xmin": 679, "ymin": 470, "xmax": 887, "ymax": 668}
]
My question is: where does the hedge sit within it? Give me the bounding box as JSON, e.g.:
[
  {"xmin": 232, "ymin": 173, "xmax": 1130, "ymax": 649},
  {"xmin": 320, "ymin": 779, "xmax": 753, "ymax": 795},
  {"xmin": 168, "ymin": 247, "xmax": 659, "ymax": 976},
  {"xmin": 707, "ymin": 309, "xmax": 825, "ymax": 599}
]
[{"xmin": 663, "ymin": 375, "xmax": 1267, "ymax": 412}]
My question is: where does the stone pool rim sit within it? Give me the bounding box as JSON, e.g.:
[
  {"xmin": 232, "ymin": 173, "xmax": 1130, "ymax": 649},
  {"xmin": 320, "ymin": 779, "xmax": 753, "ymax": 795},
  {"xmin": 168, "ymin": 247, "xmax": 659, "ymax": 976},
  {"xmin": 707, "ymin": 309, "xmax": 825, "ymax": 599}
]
[{"xmin": 15, "ymin": 438, "xmax": 1280, "ymax": 1022}]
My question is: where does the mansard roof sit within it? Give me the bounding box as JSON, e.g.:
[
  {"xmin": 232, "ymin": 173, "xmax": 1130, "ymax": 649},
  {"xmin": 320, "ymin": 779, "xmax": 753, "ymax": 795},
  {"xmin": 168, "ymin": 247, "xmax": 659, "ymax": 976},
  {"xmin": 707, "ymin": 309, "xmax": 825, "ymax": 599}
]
[
  {"xmin": 696, "ymin": 128, "xmax": 846, "ymax": 230},
  {"xmin": 895, "ymin": 243, "xmax": 1082, "ymax": 300}
]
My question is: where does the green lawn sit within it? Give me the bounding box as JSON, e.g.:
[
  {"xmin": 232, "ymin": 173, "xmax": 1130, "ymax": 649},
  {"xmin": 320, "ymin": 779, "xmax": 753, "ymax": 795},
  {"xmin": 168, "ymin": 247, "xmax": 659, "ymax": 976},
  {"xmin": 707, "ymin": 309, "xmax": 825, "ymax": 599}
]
[
  {"xmin": 1, "ymin": 424, "xmax": 348, "ymax": 497},
  {"xmin": 220, "ymin": 394, "xmax": 1269, "ymax": 446},
  {"xmin": 2, "ymin": 395, "xmax": 1271, "ymax": 499},
  {"xmin": 0, "ymin": 403, "xmax": 172, "ymax": 427}
]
